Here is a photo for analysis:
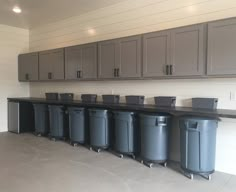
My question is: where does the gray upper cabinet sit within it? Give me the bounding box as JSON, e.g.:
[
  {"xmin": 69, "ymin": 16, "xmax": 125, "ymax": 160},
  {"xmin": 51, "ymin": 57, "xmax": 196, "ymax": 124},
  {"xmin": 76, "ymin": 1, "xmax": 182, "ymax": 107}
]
[
  {"xmin": 142, "ymin": 24, "xmax": 205, "ymax": 78},
  {"xmin": 98, "ymin": 35, "xmax": 141, "ymax": 79},
  {"xmin": 207, "ymin": 18, "xmax": 236, "ymax": 75},
  {"xmin": 116, "ymin": 35, "xmax": 141, "ymax": 78},
  {"xmin": 39, "ymin": 48, "xmax": 64, "ymax": 80},
  {"xmin": 143, "ymin": 31, "xmax": 171, "ymax": 77},
  {"xmin": 19, "ymin": 18, "xmax": 236, "ymax": 82},
  {"xmin": 18, "ymin": 53, "xmax": 39, "ymax": 81},
  {"xmin": 170, "ymin": 24, "xmax": 205, "ymax": 76},
  {"xmin": 65, "ymin": 43, "xmax": 97, "ymax": 80},
  {"xmin": 98, "ymin": 40, "xmax": 117, "ymax": 79}
]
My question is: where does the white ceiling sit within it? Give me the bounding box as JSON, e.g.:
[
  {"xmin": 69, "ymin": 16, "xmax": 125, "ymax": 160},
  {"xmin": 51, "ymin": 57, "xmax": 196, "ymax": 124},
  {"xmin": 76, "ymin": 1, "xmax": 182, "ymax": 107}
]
[{"xmin": 0, "ymin": 0, "xmax": 127, "ymax": 29}]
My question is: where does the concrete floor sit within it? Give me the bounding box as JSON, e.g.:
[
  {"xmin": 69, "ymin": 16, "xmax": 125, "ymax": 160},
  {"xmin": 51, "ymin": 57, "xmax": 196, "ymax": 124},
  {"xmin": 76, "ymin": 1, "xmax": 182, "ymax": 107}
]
[{"xmin": 0, "ymin": 133, "xmax": 234, "ymax": 192}]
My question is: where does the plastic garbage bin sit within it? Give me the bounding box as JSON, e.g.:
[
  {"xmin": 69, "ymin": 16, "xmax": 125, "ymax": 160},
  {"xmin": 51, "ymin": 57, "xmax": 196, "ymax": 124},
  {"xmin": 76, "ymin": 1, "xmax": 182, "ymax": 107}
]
[
  {"xmin": 140, "ymin": 113, "xmax": 171, "ymax": 168},
  {"xmin": 33, "ymin": 104, "xmax": 49, "ymax": 136},
  {"xmin": 89, "ymin": 109, "xmax": 111, "ymax": 152},
  {"xmin": 179, "ymin": 116, "xmax": 218, "ymax": 180},
  {"xmin": 48, "ymin": 105, "xmax": 68, "ymax": 140},
  {"xmin": 113, "ymin": 111, "xmax": 138, "ymax": 159},
  {"xmin": 68, "ymin": 107, "xmax": 87, "ymax": 146}
]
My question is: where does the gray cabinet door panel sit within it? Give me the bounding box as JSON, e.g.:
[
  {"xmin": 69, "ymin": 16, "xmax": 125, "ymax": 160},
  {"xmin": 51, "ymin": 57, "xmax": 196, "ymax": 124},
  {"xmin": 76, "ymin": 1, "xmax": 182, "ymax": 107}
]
[
  {"xmin": 18, "ymin": 53, "xmax": 39, "ymax": 81},
  {"xmin": 39, "ymin": 52, "xmax": 53, "ymax": 80},
  {"xmin": 171, "ymin": 24, "xmax": 205, "ymax": 76},
  {"xmin": 65, "ymin": 46, "xmax": 81, "ymax": 80},
  {"xmin": 39, "ymin": 48, "xmax": 64, "ymax": 80},
  {"xmin": 143, "ymin": 31, "xmax": 171, "ymax": 77},
  {"xmin": 51, "ymin": 49, "xmax": 64, "ymax": 80},
  {"xmin": 117, "ymin": 35, "xmax": 141, "ymax": 78},
  {"xmin": 81, "ymin": 43, "xmax": 97, "ymax": 79},
  {"xmin": 98, "ymin": 40, "xmax": 117, "ymax": 79},
  {"xmin": 207, "ymin": 18, "xmax": 236, "ymax": 75}
]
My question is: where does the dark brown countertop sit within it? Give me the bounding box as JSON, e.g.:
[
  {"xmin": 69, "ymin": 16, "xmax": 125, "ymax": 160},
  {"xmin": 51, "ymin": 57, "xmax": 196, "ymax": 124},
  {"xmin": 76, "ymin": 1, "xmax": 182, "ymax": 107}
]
[{"xmin": 7, "ymin": 97, "xmax": 236, "ymax": 119}]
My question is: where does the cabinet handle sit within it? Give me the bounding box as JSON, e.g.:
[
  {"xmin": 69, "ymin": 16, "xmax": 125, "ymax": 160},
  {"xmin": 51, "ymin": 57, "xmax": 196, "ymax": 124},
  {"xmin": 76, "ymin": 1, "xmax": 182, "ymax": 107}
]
[
  {"xmin": 25, "ymin": 73, "xmax": 29, "ymax": 80},
  {"xmin": 48, "ymin": 72, "xmax": 52, "ymax": 79},
  {"xmin": 117, "ymin": 68, "xmax": 119, "ymax": 77},
  {"xmin": 114, "ymin": 68, "xmax": 116, "ymax": 77},
  {"xmin": 77, "ymin": 71, "xmax": 80, "ymax": 78},
  {"xmin": 170, "ymin": 65, "xmax": 173, "ymax": 75},
  {"xmin": 171, "ymin": 65, "xmax": 175, "ymax": 75},
  {"xmin": 166, "ymin": 65, "xmax": 169, "ymax": 75}
]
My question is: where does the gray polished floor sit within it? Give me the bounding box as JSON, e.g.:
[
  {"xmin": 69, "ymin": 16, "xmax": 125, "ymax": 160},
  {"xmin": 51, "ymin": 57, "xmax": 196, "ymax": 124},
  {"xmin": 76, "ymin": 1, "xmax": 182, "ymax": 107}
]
[{"xmin": 0, "ymin": 132, "xmax": 234, "ymax": 192}]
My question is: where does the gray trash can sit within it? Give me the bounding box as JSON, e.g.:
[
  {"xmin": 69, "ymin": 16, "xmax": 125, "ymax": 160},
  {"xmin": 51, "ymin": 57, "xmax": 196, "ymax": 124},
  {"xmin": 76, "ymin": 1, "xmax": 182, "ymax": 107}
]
[
  {"xmin": 89, "ymin": 109, "xmax": 111, "ymax": 152},
  {"xmin": 140, "ymin": 113, "xmax": 171, "ymax": 168},
  {"xmin": 68, "ymin": 107, "xmax": 87, "ymax": 146},
  {"xmin": 179, "ymin": 116, "xmax": 218, "ymax": 180},
  {"xmin": 113, "ymin": 111, "xmax": 138, "ymax": 159},
  {"xmin": 48, "ymin": 105, "xmax": 68, "ymax": 140},
  {"xmin": 33, "ymin": 104, "xmax": 49, "ymax": 136}
]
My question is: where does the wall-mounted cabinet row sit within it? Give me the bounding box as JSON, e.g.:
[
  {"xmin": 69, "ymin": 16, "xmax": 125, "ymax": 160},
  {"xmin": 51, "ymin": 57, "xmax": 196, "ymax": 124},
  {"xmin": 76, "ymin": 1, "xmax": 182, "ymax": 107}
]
[{"xmin": 18, "ymin": 17, "xmax": 236, "ymax": 82}]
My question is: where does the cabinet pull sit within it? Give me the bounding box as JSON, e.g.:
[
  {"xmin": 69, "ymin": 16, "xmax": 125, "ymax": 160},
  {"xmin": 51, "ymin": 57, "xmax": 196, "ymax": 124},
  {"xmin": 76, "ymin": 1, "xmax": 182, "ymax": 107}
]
[
  {"xmin": 114, "ymin": 68, "xmax": 116, "ymax": 77},
  {"xmin": 170, "ymin": 65, "xmax": 173, "ymax": 75},
  {"xmin": 166, "ymin": 65, "xmax": 169, "ymax": 75},
  {"xmin": 48, "ymin": 72, "xmax": 52, "ymax": 79},
  {"xmin": 25, "ymin": 73, "xmax": 29, "ymax": 80},
  {"xmin": 171, "ymin": 65, "xmax": 175, "ymax": 75},
  {"xmin": 117, "ymin": 68, "xmax": 120, "ymax": 77},
  {"xmin": 77, "ymin": 71, "xmax": 80, "ymax": 78}
]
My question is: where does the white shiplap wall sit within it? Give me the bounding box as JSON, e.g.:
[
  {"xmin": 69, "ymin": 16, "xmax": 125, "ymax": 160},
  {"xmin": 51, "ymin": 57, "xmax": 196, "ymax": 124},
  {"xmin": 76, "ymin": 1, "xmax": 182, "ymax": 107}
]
[
  {"xmin": 29, "ymin": 0, "xmax": 236, "ymax": 51},
  {"xmin": 0, "ymin": 25, "xmax": 29, "ymax": 132},
  {"xmin": 29, "ymin": 0, "xmax": 236, "ymax": 175}
]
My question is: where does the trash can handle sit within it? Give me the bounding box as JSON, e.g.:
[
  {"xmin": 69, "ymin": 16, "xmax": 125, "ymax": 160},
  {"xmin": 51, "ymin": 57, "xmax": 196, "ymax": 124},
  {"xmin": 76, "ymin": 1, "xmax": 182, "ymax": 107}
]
[
  {"xmin": 184, "ymin": 121, "xmax": 198, "ymax": 130},
  {"xmin": 155, "ymin": 119, "xmax": 167, "ymax": 126},
  {"xmin": 90, "ymin": 110, "xmax": 96, "ymax": 114},
  {"xmin": 74, "ymin": 109, "xmax": 82, "ymax": 113}
]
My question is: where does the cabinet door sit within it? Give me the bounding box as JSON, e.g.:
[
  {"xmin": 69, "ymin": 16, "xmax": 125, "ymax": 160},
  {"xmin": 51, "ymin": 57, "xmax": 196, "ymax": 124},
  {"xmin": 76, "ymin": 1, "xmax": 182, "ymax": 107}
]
[
  {"xmin": 170, "ymin": 24, "xmax": 205, "ymax": 76},
  {"xmin": 51, "ymin": 49, "xmax": 64, "ymax": 80},
  {"xmin": 81, "ymin": 43, "xmax": 97, "ymax": 79},
  {"xmin": 39, "ymin": 48, "xmax": 64, "ymax": 80},
  {"xmin": 116, "ymin": 35, "xmax": 141, "ymax": 78},
  {"xmin": 65, "ymin": 46, "xmax": 82, "ymax": 80},
  {"xmin": 98, "ymin": 40, "xmax": 117, "ymax": 79},
  {"xmin": 207, "ymin": 18, "xmax": 236, "ymax": 75},
  {"xmin": 39, "ymin": 51, "xmax": 53, "ymax": 80},
  {"xmin": 143, "ymin": 31, "xmax": 171, "ymax": 77},
  {"xmin": 18, "ymin": 53, "xmax": 39, "ymax": 81}
]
